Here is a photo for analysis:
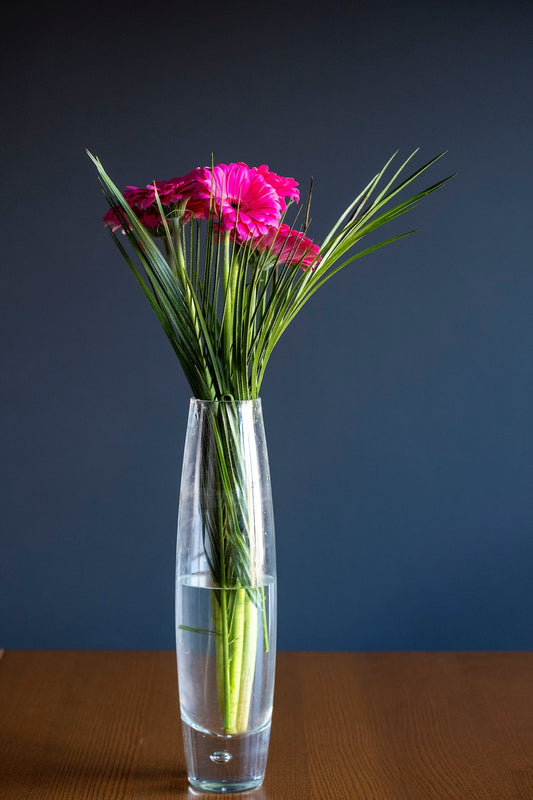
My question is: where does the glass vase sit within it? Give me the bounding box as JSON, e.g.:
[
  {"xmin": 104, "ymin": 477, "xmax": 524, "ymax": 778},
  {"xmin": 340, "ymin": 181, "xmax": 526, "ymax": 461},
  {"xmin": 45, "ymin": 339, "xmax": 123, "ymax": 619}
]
[{"xmin": 175, "ymin": 398, "xmax": 277, "ymax": 793}]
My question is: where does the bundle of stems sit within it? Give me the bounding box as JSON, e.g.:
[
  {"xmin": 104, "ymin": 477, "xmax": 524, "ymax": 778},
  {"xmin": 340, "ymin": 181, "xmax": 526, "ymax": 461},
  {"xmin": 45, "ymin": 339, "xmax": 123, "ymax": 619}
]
[
  {"xmin": 198, "ymin": 399, "xmax": 267, "ymax": 733},
  {"xmin": 91, "ymin": 150, "xmax": 452, "ymax": 733}
]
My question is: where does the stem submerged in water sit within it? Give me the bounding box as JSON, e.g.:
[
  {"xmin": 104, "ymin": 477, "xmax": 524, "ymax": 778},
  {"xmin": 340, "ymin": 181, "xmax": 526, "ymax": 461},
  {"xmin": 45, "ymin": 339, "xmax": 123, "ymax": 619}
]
[
  {"xmin": 228, "ymin": 588, "xmax": 245, "ymax": 733},
  {"xmin": 213, "ymin": 588, "xmax": 260, "ymax": 734},
  {"xmin": 236, "ymin": 590, "xmax": 259, "ymax": 731}
]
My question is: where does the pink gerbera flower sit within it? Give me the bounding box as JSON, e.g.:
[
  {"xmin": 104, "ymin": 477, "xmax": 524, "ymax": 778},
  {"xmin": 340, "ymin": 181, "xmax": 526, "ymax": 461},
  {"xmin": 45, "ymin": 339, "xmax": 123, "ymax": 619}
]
[
  {"xmin": 252, "ymin": 164, "xmax": 299, "ymax": 212},
  {"xmin": 123, "ymin": 184, "xmax": 156, "ymax": 209},
  {"xmin": 102, "ymin": 163, "xmax": 300, "ymax": 239},
  {"xmin": 103, "ymin": 184, "xmax": 162, "ymax": 232},
  {"xmin": 153, "ymin": 167, "xmax": 211, "ymax": 221},
  {"xmin": 102, "ymin": 206, "xmax": 123, "ymax": 232},
  {"xmin": 256, "ymin": 223, "xmax": 321, "ymax": 269},
  {"xmin": 194, "ymin": 163, "xmax": 282, "ymax": 241},
  {"xmin": 103, "ymin": 170, "xmax": 212, "ymax": 233}
]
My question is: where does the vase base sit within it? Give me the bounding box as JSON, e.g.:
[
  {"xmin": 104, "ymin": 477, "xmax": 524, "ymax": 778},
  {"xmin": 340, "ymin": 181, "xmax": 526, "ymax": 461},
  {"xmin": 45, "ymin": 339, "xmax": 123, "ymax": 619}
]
[
  {"xmin": 188, "ymin": 777, "xmax": 264, "ymax": 794},
  {"xmin": 182, "ymin": 718, "xmax": 271, "ymax": 794}
]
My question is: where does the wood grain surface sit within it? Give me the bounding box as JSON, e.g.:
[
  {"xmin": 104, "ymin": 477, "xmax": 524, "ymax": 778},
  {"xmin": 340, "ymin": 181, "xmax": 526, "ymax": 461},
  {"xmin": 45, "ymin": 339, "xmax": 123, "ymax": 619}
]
[{"xmin": 1, "ymin": 651, "xmax": 532, "ymax": 799}]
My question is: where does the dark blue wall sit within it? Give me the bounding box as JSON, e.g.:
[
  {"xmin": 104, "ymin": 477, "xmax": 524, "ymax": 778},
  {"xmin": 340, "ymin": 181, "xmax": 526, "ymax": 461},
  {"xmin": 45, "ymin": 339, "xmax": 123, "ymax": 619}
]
[{"xmin": 2, "ymin": 0, "xmax": 532, "ymax": 650}]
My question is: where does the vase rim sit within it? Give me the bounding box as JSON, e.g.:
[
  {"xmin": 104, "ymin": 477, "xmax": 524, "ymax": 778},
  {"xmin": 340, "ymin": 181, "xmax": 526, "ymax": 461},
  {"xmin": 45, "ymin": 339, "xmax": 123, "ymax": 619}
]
[{"xmin": 190, "ymin": 397, "xmax": 261, "ymax": 405}]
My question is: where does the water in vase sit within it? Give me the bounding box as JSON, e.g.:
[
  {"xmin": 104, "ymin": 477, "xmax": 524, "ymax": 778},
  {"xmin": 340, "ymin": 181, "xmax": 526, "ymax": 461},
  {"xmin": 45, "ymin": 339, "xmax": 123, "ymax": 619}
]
[{"xmin": 176, "ymin": 573, "xmax": 276, "ymax": 793}]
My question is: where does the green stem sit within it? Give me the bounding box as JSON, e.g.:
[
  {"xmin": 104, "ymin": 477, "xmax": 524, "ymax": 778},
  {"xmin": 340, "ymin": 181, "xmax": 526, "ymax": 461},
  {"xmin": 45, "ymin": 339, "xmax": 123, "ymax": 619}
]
[
  {"xmin": 222, "ymin": 230, "xmax": 232, "ymax": 369},
  {"xmin": 213, "ymin": 587, "xmax": 260, "ymax": 735},
  {"xmin": 236, "ymin": 591, "xmax": 258, "ymax": 731},
  {"xmin": 227, "ymin": 587, "xmax": 246, "ymax": 733},
  {"xmin": 218, "ymin": 590, "xmax": 232, "ymax": 732},
  {"xmin": 261, "ymin": 586, "xmax": 269, "ymax": 653}
]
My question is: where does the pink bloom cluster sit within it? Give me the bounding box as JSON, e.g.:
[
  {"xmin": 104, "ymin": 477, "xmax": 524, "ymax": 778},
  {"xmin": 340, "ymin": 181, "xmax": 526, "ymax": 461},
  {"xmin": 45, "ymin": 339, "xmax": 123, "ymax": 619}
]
[{"xmin": 103, "ymin": 162, "xmax": 320, "ymax": 269}]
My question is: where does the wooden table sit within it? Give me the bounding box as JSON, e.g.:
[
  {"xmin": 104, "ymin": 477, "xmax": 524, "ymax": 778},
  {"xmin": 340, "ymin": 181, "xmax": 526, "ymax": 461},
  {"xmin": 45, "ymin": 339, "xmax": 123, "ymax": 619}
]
[{"xmin": 1, "ymin": 651, "xmax": 532, "ymax": 799}]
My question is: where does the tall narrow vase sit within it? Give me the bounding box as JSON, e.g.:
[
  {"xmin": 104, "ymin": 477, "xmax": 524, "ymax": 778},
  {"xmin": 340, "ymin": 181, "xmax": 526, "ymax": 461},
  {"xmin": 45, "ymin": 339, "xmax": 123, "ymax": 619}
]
[{"xmin": 175, "ymin": 399, "xmax": 277, "ymax": 793}]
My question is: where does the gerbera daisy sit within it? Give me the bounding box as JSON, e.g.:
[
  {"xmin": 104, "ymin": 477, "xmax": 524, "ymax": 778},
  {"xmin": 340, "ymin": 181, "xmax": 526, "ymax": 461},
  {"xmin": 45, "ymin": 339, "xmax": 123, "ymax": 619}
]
[
  {"xmin": 194, "ymin": 163, "xmax": 281, "ymax": 241},
  {"xmin": 256, "ymin": 223, "xmax": 320, "ymax": 269}
]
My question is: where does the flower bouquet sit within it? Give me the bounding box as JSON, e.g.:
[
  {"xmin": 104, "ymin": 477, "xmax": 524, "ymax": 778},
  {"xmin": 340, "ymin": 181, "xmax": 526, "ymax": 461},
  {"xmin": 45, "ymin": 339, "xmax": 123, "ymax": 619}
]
[{"xmin": 91, "ymin": 150, "xmax": 451, "ymax": 792}]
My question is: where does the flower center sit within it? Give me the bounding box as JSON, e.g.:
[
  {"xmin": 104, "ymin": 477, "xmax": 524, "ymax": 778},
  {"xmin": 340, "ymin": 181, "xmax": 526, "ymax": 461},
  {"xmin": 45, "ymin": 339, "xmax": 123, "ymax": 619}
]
[{"xmin": 229, "ymin": 199, "xmax": 247, "ymax": 211}]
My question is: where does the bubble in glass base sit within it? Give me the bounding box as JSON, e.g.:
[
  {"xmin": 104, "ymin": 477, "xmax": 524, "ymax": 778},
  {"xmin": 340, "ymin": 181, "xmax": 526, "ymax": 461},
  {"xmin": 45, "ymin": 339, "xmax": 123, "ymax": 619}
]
[
  {"xmin": 182, "ymin": 718, "xmax": 271, "ymax": 794},
  {"xmin": 209, "ymin": 750, "xmax": 232, "ymax": 764}
]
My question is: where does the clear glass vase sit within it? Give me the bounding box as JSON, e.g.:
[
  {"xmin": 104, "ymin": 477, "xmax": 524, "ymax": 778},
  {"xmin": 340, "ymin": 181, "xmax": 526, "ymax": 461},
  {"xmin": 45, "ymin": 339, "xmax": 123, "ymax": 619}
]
[{"xmin": 175, "ymin": 399, "xmax": 277, "ymax": 794}]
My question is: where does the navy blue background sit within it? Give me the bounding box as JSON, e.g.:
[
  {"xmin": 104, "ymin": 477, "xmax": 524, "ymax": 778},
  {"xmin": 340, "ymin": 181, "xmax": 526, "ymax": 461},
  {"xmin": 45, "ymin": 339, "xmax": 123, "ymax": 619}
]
[{"xmin": 2, "ymin": 0, "xmax": 532, "ymax": 650}]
